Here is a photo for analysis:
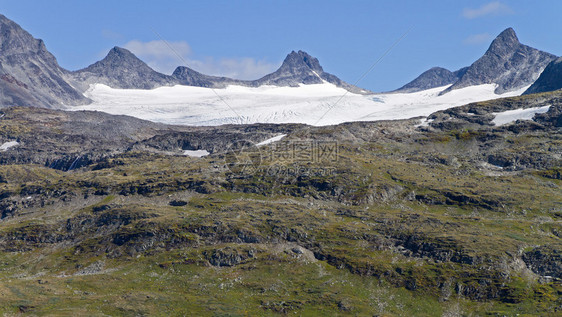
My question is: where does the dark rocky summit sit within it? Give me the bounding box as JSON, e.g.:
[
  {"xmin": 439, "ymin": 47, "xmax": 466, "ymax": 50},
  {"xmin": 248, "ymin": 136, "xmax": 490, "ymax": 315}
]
[
  {"xmin": 442, "ymin": 28, "xmax": 557, "ymax": 94},
  {"xmin": 254, "ymin": 50, "xmax": 370, "ymax": 94},
  {"xmin": 524, "ymin": 57, "xmax": 562, "ymax": 95},
  {"xmin": 395, "ymin": 66, "xmax": 467, "ymax": 93},
  {"xmin": 70, "ymin": 46, "xmax": 177, "ymax": 91},
  {"xmin": 0, "ymin": 14, "xmax": 88, "ymax": 108}
]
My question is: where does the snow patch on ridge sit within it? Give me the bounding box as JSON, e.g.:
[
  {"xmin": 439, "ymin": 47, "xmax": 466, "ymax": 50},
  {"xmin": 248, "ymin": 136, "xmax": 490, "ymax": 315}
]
[
  {"xmin": 0, "ymin": 141, "xmax": 19, "ymax": 151},
  {"xmin": 183, "ymin": 149, "xmax": 210, "ymax": 157},
  {"xmin": 256, "ymin": 134, "xmax": 287, "ymax": 146},
  {"xmin": 491, "ymin": 105, "xmax": 551, "ymax": 125}
]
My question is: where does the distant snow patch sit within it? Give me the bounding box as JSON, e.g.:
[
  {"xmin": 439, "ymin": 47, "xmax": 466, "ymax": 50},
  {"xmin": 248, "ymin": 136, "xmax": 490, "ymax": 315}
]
[
  {"xmin": 256, "ymin": 134, "xmax": 286, "ymax": 146},
  {"xmin": 491, "ymin": 105, "xmax": 551, "ymax": 126},
  {"xmin": 0, "ymin": 141, "xmax": 19, "ymax": 151},
  {"xmin": 183, "ymin": 149, "xmax": 210, "ymax": 157}
]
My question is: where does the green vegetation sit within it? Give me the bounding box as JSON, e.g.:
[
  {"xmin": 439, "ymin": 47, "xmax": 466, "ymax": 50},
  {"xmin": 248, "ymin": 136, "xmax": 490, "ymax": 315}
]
[{"xmin": 0, "ymin": 103, "xmax": 560, "ymax": 315}]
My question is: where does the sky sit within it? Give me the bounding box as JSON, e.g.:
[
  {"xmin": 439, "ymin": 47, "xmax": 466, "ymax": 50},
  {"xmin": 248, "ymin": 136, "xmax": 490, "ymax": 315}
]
[{"xmin": 2, "ymin": 0, "xmax": 561, "ymax": 92}]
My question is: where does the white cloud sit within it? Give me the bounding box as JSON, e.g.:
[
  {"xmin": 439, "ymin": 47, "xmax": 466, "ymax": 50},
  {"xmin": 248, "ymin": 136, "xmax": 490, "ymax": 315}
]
[
  {"xmin": 463, "ymin": 33, "xmax": 492, "ymax": 45},
  {"xmin": 122, "ymin": 40, "xmax": 277, "ymax": 79},
  {"xmin": 462, "ymin": 1, "xmax": 513, "ymax": 19},
  {"xmin": 123, "ymin": 40, "xmax": 191, "ymax": 74}
]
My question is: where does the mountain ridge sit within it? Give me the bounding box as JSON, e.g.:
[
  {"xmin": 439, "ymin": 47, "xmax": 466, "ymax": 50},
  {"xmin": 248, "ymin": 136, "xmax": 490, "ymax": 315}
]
[
  {"xmin": 0, "ymin": 14, "xmax": 369, "ymax": 108},
  {"xmin": 171, "ymin": 50, "xmax": 371, "ymax": 94},
  {"xmin": 441, "ymin": 28, "xmax": 557, "ymax": 95},
  {"xmin": 396, "ymin": 28, "xmax": 557, "ymax": 96}
]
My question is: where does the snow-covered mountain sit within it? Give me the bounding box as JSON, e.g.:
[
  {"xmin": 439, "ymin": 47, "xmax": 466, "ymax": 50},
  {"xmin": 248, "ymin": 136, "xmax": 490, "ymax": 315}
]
[{"xmin": 0, "ymin": 13, "xmax": 560, "ymax": 127}]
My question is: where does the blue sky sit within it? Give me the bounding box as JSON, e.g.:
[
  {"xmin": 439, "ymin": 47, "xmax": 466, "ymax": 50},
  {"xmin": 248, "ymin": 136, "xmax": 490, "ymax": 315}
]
[{"xmin": 2, "ymin": 0, "xmax": 561, "ymax": 92}]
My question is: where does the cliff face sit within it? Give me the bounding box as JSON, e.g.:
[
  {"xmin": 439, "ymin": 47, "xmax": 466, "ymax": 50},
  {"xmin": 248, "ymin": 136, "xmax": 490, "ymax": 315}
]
[
  {"xmin": 0, "ymin": 14, "xmax": 89, "ymax": 107},
  {"xmin": 524, "ymin": 57, "xmax": 562, "ymax": 95}
]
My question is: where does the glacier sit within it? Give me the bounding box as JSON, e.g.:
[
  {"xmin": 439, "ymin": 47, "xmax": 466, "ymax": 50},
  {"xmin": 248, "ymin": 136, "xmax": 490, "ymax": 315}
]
[{"xmin": 72, "ymin": 82, "xmax": 529, "ymax": 126}]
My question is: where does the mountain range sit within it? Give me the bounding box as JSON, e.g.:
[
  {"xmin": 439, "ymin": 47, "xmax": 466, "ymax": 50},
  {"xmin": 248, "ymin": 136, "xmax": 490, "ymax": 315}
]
[
  {"xmin": 0, "ymin": 13, "xmax": 561, "ymax": 120},
  {"xmin": 0, "ymin": 14, "xmax": 370, "ymax": 109},
  {"xmin": 0, "ymin": 12, "xmax": 560, "ymax": 315}
]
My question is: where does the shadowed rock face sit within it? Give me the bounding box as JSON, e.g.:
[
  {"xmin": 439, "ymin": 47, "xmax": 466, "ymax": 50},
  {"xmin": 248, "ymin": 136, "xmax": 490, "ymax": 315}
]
[
  {"xmin": 395, "ymin": 67, "xmax": 468, "ymax": 93},
  {"xmin": 441, "ymin": 28, "xmax": 557, "ymax": 95},
  {"xmin": 524, "ymin": 57, "xmax": 562, "ymax": 95},
  {"xmin": 70, "ymin": 47, "xmax": 177, "ymax": 90},
  {"xmin": 0, "ymin": 14, "xmax": 89, "ymax": 108}
]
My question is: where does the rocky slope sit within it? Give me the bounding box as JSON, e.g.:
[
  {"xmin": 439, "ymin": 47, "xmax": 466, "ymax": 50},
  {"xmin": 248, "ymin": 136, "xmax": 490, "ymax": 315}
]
[
  {"xmin": 524, "ymin": 57, "xmax": 562, "ymax": 95},
  {"xmin": 0, "ymin": 92, "xmax": 560, "ymax": 315},
  {"xmin": 0, "ymin": 106, "xmax": 301, "ymax": 171},
  {"xmin": 0, "ymin": 14, "xmax": 88, "ymax": 108},
  {"xmin": 442, "ymin": 28, "xmax": 557, "ymax": 95}
]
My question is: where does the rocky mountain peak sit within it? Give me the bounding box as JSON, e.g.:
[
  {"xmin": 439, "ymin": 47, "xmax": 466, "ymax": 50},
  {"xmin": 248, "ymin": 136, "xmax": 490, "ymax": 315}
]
[
  {"xmin": 440, "ymin": 27, "xmax": 557, "ymax": 95},
  {"xmin": 0, "ymin": 14, "xmax": 46, "ymax": 55},
  {"xmin": 71, "ymin": 46, "xmax": 176, "ymax": 90},
  {"xmin": 254, "ymin": 50, "xmax": 328, "ymax": 87},
  {"xmin": 281, "ymin": 50, "xmax": 324, "ymax": 73},
  {"xmin": 486, "ymin": 27, "xmax": 520, "ymax": 57},
  {"xmin": 97, "ymin": 46, "xmax": 147, "ymax": 68}
]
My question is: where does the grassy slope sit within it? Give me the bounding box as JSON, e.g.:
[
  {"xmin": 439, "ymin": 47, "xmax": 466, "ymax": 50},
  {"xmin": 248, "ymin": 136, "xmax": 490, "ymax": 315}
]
[{"xmin": 0, "ymin": 116, "xmax": 560, "ymax": 315}]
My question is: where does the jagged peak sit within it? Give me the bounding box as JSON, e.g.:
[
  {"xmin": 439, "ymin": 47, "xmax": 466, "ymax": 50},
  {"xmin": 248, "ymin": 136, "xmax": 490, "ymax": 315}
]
[
  {"xmin": 91, "ymin": 46, "xmax": 150, "ymax": 69},
  {"xmin": 497, "ymin": 27, "xmax": 518, "ymax": 41},
  {"xmin": 487, "ymin": 27, "xmax": 520, "ymax": 53},
  {"xmin": 280, "ymin": 50, "xmax": 324, "ymax": 73},
  {"xmin": 105, "ymin": 46, "xmax": 138, "ymax": 59}
]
